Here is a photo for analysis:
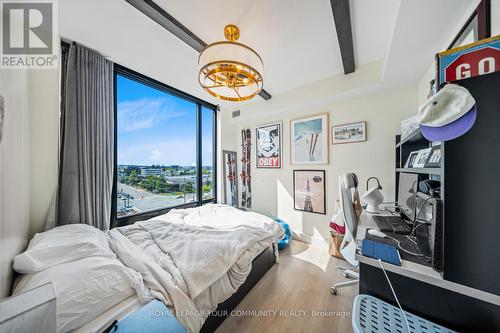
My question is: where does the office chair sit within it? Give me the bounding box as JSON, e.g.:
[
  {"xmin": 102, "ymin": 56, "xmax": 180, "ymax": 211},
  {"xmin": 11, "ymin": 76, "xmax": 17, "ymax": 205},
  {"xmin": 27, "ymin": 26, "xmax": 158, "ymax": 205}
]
[{"xmin": 330, "ymin": 173, "xmax": 360, "ymax": 295}]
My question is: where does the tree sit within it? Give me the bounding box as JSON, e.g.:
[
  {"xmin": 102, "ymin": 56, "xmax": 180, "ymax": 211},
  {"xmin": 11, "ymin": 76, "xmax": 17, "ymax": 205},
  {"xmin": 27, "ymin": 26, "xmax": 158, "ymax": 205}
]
[
  {"xmin": 183, "ymin": 182, "xmax": 194, "ymax": 193},
  {"xmin": 155, "ymin": 177, "xmax": 168, "ymax": 193},
  {"xmin": 145, "ymin": 175, "xmax": 155, "ymax": 192},
  {"xmin": 128, "ymin": 170, "xmax": 138, "ymax": 186},
  {"xmin": 202, "ymin": 184, "xmax": 212, "ymax": 195}
]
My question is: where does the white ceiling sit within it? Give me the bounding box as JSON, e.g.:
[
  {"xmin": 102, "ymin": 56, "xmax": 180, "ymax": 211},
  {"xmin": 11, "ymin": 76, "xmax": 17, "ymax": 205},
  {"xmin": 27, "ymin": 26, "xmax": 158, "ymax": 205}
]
[
  {"xmin": 154, "ymin": 0, "xmax": 399, "ymax": 95},
  {"xmin": 60, "ymin": 0, "xmax": 479, "ymax": 108},
  {"xmin": 383, "ymin": 0, "xmax": 480, "ymax": 86}
]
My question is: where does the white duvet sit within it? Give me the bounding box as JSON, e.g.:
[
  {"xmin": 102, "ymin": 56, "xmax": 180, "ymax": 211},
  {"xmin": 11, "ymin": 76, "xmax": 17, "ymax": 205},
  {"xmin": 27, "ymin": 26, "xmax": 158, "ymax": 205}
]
[
  {"xmin": 13, "ymin": 204, "xmax": 281, "ymax": 333},
  {"xmin": 110, "ymin": 204, "xmax": 281, "ymax": 332}
]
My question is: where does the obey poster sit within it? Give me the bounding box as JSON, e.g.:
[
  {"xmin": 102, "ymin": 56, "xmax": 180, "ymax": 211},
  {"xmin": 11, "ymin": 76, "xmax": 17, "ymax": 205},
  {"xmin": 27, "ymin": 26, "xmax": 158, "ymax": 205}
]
[{"xmin": 256, "ymin": 123, "xmax": 281, "ymax": 168}]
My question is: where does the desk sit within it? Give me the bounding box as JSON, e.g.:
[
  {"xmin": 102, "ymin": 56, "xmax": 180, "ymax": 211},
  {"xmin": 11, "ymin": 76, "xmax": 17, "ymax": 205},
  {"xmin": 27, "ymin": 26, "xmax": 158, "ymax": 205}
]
[{"xmin": 355, "ymin": 211, "xmax": 500, "ymax": 331}]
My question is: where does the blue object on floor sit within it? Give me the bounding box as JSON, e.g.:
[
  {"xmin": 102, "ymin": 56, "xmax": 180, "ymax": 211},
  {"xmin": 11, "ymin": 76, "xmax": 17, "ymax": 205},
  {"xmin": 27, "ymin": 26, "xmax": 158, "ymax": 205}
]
[
  {"xmin": 112, "ymin": 300, "xmax": 186, "ymax": 333},
  {"xmin": 273, "ymin": 218, "xmax": 291, "ymax": 250},
  {"xmin": 352, "ymin": 294, "xmax": 457, "ymax": 333}
]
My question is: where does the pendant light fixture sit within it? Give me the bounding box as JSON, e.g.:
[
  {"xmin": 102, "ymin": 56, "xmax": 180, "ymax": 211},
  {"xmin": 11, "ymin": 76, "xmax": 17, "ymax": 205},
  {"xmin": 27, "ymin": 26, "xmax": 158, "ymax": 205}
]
[{"xmin": 198, "ymin": 25, "xmax": 264, "ymax": 102}]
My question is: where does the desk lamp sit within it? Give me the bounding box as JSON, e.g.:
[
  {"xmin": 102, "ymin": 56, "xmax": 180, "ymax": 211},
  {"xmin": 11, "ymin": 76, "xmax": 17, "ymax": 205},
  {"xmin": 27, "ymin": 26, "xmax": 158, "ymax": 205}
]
[{"xmin": 361, "ymin": 177, "xmax": 383, "ymax": 214}]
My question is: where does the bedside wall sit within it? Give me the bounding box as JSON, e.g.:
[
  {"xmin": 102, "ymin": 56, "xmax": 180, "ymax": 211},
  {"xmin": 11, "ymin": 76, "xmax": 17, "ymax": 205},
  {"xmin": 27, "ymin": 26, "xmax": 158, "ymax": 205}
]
[{"xmin": 220, "ymin": 81, "xmax": 418, "ymax": 243}]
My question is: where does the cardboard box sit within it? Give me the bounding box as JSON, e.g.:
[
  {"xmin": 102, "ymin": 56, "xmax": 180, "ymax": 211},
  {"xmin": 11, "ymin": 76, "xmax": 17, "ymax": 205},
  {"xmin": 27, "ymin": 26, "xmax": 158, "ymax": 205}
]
[{"xmin": 329, "ymin": 231, "xmax": 344, "ymax": 259}]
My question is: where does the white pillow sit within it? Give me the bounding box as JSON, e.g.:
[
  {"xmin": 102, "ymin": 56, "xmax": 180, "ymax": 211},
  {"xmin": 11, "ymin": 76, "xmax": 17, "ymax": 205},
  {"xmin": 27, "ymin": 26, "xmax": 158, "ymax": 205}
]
[
  {"xmin": 13, "ymin": 224, "xmax": 115, "ymax": 274},
  {"xmin": 12, "ymin": 256, "xmax": 146, "ymax": 332}
]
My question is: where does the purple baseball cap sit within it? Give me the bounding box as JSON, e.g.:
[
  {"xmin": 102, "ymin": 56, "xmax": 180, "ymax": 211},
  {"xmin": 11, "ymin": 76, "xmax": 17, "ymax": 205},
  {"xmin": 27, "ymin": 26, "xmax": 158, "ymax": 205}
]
[{"xmin": 417, "ymin": 84, "xmax": 477, "ymax": 142}]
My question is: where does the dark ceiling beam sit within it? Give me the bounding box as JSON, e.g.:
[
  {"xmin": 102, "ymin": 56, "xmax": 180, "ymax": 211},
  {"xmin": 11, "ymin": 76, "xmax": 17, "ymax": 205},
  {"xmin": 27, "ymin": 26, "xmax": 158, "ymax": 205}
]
[
  {"xmin": 125, "ymin": 0, "xmax": 272, "ymax": 100},
  {"xmin": 330, "ymin": 0, "xmax": 355, "ymax": 74}
]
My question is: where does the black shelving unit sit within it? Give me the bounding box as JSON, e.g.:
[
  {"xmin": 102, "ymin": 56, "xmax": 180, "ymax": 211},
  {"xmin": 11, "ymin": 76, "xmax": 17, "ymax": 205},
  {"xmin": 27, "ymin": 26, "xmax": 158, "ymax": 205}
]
[
  {"xmin": 395, "ymin": 129, "xmax": 442, "ymax": 200},
  {"xmin": 394, "ymin": 72, "xmax": 500, "ymax": 299}
]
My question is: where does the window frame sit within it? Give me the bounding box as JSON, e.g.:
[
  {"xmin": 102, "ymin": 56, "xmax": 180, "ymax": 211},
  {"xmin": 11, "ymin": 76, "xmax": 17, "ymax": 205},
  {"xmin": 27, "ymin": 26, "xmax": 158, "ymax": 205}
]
[
  {"xmin": 112, "ymin": 64, "xmax": 217, "ymax": 227},
  {"xmin": 447, "ymin": 0, "xmax": 491, "ymax": 50}
]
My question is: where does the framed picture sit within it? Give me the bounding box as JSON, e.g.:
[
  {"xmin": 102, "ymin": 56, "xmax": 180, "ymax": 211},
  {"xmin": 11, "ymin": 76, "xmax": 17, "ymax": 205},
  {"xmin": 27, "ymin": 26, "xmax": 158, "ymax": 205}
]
[
  {"xmin": 332, "ymin": 121, "xmax": 366, "ymax": 144},
  {"xmin": 413, "ymin": 148, "xmax": 432, "ymax": 168},
  {"xmin": 222, "ymin": 150, "xmax": 238, "ymax": 207},
  {"xmin": 293, "ymin": 170, "xmax": 326, "ymax": 215},
  {"xmin": 401, "ymin": 115, "xmax": 419, "ymax": 141},
  {"xmin": 256, "ymin": 122, "xmax": 281, "ymax": 168},
  {"xmin": 290, "ymin": 113, "xmax": 328, "ymax": 165},
  {"xmin": 424, "ymin": 145, "xmax": 442, "ymax": 168},
  {"xmin": 404, "ymin": 151, "xmax": 419, "ymax": 168}
]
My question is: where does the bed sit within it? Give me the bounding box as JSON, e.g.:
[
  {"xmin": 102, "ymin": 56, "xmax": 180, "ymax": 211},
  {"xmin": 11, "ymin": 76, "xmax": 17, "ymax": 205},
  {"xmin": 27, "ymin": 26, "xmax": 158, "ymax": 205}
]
[{"xmin": 11, "ymin": 204, "xmax": 282, "ymax": 333}]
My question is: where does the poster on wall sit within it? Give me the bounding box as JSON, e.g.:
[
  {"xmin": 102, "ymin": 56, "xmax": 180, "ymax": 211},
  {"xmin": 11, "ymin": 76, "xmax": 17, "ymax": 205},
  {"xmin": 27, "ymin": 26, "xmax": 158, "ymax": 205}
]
[
  {"xmin": 256, "ymin": 122, "xmax": 281, "ymax": 168},
  {"xmin": 293, "ymin": 170, "xmax": 326, "ymax": 215},
  {"xmin": 290, "ymin": 113, "xmax": 328, "ymax": 165},
  {"xmin": 332, "ymin": 121, "xmax": 366, "ymax": 144},
  {"xmin": 437, "ymin": 35, "xmax": 500, "ymax": 86}
]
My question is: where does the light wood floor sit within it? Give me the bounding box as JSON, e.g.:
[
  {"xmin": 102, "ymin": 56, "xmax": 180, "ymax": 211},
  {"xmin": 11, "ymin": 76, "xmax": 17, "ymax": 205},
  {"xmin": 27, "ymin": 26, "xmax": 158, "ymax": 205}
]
[{"xmin": 216, "ymin": 240, "xmax": 357, "ymax": 333}]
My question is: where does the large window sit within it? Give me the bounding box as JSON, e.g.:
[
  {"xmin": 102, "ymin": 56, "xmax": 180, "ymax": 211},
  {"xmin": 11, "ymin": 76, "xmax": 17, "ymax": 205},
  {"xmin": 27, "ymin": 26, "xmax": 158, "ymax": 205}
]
[{"xmin": 114, "ymin": 66, "xmax": 216, "ymax": 223}]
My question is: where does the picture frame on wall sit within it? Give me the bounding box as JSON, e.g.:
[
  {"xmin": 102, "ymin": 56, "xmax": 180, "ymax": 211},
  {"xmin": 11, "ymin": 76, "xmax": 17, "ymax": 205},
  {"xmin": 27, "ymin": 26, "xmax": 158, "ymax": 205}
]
[
  {"xmin": 222, "ymin": 150, "xmax": 238, "ymax": 207},
  {"xmin": 413, "ymin": 148, "xmax": 432, "ymax": 168},
  {"xmin": 290, "ymin": 113, "xmax": 328, "ymax": 165},
  {"xmin": 404, "ymin": 151, "xmax": 419, "ymax": 168},
  {"xmin": 424, "ymin": 145, "xmax": 442, "ymax": 168},
  {"xmin": 332, "ymin": 121, "xmax": 366, "ymax": 144},
  {"xmin": 256, "ymin": 122, "xmax": 281, "ymax": 168},
  {"xmin": 293, "ymin": 170, "xmax": 326, "ymax": 215}
]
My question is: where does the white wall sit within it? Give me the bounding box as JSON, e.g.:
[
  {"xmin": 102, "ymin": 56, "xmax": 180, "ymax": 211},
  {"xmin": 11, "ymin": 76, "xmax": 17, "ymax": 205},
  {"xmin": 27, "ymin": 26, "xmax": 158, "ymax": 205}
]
[
  {"xmin": 0, "ymin": 68, "xmax": 58, "ymax": 296},
  {"xmin": 28, "ymin": 70, "xmax": 59, "ymax": 236},
  {"xmin": 220, "ymin": 83, "xmax": 418, "ymax": 243},
  {"xmin": 418, "ymin": 1, "xmax": 500, "ymax": 105},
  {"xmin": 0, "ymin": 69, "xmax": 30, "ymax": 297}
]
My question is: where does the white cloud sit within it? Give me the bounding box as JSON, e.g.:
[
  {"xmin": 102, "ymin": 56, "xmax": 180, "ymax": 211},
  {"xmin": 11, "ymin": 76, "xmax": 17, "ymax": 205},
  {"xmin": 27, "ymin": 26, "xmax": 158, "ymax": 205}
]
[
  {"xmin": 118, "ymin": 139, "xmax": 197, "ymax": 166},
  {"xmin": 150, "ymin": 149, "xmax": 161, "ymax": 162},
  {"xmin": 117, "ymin": 97, "xmax": 185, "ymax": 132}
]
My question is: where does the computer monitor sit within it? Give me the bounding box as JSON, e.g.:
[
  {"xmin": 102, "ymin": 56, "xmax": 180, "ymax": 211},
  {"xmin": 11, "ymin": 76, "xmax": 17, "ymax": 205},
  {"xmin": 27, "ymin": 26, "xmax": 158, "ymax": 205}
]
[{"xmin": 398, "ymin": 172, "xmax": 419, "ymax": 221}]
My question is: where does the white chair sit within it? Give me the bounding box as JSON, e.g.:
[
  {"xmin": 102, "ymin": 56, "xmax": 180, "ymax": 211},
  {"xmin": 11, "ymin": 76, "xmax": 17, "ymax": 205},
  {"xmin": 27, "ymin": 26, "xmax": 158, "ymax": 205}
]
[{"xmin": 330, "ymin": 173, "xmax": 360, "ymax": 295}]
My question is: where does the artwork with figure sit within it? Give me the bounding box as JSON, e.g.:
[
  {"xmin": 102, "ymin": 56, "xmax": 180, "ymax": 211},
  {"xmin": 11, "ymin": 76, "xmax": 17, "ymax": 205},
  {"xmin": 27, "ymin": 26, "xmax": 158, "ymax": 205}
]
[
  {"xmin": 293, "ymin": 170, "xmax": 326, "ymax": 215},
  {"xmin": 256, "ymin": 123, "xmax": 281, "ymax": 168},
  {"xmin": 291, "ymin": 114, "xmax": 328, "ymax": 164},
  {"xmin": 332, "ymin": 121, "xmax": 366, "ymax": 144}
]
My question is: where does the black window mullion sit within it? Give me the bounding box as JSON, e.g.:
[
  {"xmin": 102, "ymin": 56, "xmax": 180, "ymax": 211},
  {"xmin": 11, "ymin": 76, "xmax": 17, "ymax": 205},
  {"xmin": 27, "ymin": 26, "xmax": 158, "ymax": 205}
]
[
  {"xmin": 212, "ymin": 108, "xmax": 217, "ymax": 202},
  {"xmin": 196, "ymin": 103, "xmax": 203, "ymax": 205}
]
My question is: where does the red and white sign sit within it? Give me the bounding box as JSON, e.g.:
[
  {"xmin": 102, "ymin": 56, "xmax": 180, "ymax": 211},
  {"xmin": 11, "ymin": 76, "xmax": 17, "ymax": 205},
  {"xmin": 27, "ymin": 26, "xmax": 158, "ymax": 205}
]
[
  {"xmin": 257, "ymin": 157, "xmax": 280, "ymax": 168},
  {"xmin": 444, "ymin": 47, "xmax": 500, "ymax": 82}
]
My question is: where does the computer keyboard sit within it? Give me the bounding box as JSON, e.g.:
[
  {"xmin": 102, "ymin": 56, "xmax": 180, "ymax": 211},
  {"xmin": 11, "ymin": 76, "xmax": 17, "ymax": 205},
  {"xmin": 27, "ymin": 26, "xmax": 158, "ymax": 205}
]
[{"xmin": 372, "ymin": 215, "xmax": 412, "ymax": 234}]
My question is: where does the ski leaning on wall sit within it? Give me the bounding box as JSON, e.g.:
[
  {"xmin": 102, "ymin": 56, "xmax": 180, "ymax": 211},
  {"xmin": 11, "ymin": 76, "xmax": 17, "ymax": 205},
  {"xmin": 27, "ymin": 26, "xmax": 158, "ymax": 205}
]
[{"xmin": 240, "ymin": 129, "xmax": 252, "ymax": 208}]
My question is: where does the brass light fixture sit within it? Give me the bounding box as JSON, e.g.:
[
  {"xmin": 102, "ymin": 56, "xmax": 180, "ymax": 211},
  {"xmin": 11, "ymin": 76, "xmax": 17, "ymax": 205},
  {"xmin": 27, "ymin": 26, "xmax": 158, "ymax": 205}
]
[{"xmin": 198, "ymin": 25, "xmax": 264, "ymax": 102}]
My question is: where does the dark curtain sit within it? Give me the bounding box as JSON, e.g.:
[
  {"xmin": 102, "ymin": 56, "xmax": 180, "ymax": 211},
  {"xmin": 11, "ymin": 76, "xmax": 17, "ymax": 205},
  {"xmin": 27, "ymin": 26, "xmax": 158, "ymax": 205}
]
[{"xmin": 57, "ymin": 43, "xmax": 114, "ymax": 230}]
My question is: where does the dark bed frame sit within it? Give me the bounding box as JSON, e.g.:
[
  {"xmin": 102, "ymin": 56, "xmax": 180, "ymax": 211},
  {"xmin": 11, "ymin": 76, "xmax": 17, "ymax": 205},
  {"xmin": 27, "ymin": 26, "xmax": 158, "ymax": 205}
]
[{"xmin": 199, "ymin": 245, "xmax": 277, "ymax": 333}]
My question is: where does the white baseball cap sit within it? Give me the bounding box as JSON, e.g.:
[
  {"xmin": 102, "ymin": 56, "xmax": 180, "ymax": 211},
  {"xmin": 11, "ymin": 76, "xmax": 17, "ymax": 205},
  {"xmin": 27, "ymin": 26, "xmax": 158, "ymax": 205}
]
[{"xmin": 417, "ymin": 83, "xmax": 476, "ymax": 141}]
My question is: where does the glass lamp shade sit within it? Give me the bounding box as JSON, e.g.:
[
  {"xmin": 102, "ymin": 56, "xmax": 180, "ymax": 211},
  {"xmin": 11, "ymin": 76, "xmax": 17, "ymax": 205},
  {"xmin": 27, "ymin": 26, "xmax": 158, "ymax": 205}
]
[{"xmin": 198, "ymin": 41, "xmax": 264, "ymax": 102}]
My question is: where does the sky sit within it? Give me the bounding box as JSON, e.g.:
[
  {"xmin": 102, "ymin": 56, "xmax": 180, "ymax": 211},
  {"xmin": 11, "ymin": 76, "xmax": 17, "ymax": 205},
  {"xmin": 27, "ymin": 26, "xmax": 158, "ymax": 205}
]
[{"xmin": 117, "ymin": 75, "xmax": 213, "ymax": 167}]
